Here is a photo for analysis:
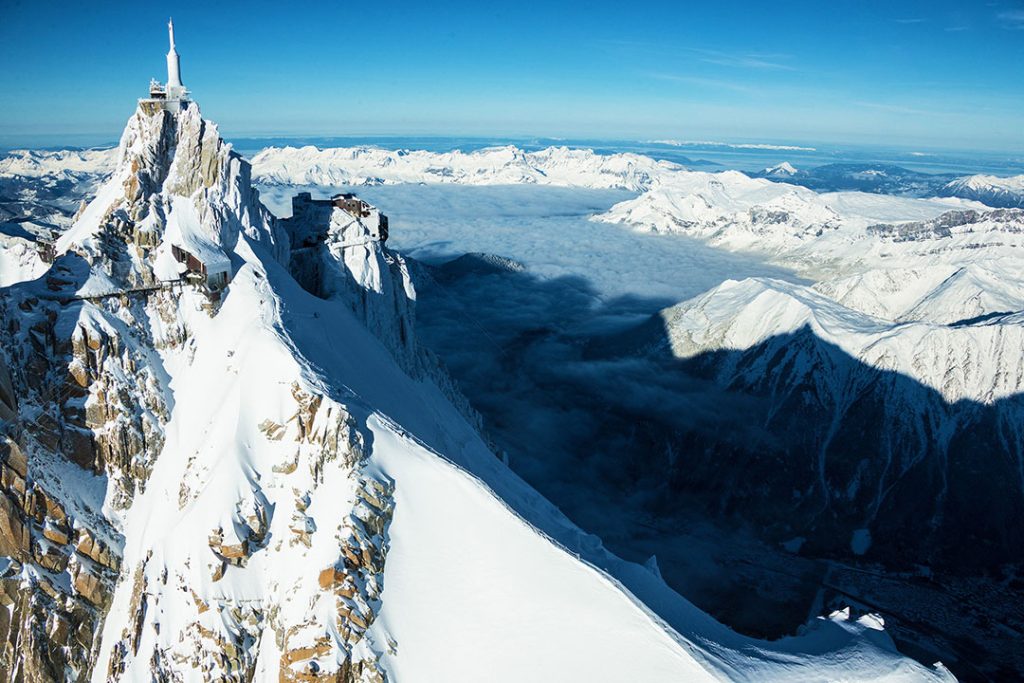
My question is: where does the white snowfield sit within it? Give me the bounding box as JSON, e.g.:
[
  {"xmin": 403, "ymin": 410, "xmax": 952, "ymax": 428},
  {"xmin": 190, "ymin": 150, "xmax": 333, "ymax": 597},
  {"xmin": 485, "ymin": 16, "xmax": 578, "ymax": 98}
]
[
  {"xmin": 12, "ymin": 102, "xmax": 954, "ymax": 681},
  {"xmin": 593, "ymin": 170, "xmax": 981, "ymax": 255}
]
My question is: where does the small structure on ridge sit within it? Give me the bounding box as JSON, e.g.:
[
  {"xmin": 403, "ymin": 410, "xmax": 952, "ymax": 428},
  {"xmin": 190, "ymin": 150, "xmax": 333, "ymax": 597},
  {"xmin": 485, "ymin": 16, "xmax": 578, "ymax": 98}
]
[
  {"xmin": 287, "ymin": 192, "xmax": 390, "ymax": 247},
  {"xmin": 171, "ymin": 244, "xmax": 231, "ymax": 292}
]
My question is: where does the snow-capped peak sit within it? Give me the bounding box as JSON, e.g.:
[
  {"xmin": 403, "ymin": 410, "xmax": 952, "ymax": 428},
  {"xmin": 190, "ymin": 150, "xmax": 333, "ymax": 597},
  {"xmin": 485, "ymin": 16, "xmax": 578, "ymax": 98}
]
[{"xmin": 763, "ymin": 161, "xmax": 799, "ymax": 177}]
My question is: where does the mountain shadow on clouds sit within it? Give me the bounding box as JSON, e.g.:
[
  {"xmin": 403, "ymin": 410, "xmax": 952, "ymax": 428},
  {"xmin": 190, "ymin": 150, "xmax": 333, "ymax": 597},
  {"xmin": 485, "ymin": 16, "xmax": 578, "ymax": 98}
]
[
  {"xmin": 629, "ymin": 323, "xmax": 1024, "ymax": 572},
  {"xmin": 418, "ymin": 251, "xmax": 1024, "ymax": 573},
  {"xmin": 411, "ymin": 252, "xmax": 1024, "ymax": 681}
]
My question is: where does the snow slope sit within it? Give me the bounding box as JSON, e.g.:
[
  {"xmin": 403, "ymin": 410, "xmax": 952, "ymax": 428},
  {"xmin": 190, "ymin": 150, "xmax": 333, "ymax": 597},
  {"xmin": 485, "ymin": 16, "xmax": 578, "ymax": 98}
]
[{"xmin": 0, "ymin": 227, "xmax": 47, "ymax": 287}]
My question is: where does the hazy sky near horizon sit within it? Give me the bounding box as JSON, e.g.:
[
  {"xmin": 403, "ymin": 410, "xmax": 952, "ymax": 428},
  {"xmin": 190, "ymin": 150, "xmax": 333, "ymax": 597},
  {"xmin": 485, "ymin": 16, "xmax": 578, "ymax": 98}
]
[{"xmin": 1, "ymin": 0, "xmax": 1022, "ymax": 151}]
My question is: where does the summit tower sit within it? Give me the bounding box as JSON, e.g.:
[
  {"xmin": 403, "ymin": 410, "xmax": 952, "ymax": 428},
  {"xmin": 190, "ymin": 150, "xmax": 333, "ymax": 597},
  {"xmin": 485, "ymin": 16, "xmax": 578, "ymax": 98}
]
[
  {"xmin": 166, "ymin": 19, "xmax": 183, "ymax": 90},
  {"xmin": 141, "ymin": 18, "xmax": 191, "ymax": 112}
]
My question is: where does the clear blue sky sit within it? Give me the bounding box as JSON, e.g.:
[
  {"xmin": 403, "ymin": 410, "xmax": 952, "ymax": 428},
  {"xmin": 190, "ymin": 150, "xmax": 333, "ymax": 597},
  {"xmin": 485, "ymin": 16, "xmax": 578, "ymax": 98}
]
[{"xmin": 1, "ymin": 0, "xmax": 1022, "ymax": 151}]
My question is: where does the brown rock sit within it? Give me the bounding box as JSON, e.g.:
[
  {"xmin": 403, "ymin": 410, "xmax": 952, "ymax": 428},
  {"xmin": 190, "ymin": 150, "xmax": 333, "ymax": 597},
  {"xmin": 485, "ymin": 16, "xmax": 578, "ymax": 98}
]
[
  {"xmin": 42, "ymin": 523, "xmax": 70, "ymax": 546},
  {"xmin": 0, "ymin": 492, "xmax": 29, "ymax": 559},
  {"xmin": 1, "ymin": 464, "xmax": 26, "ymax": 499},
  {"xmin": 65, "ymin": 428, "xmax": 96, "ymax": 469},
  {"xmin": 317, "ymin": 566, "xmax": 340, "ymax": 590},
  {"xmin": 75, "ymin": 529, "xmax": 117, "ymax": 570},
  {"xmin": 258, "ymin": 419, "xmax": 286, "ymax": 441},
  {"xmin": 0, "ymin": 576, "xmax": 21, "ymax": 606},
  {"xmin": 34, "ymin": 541, "xmax": 69, "ymax": 573},
  {"xmin": 68, "ymin": 362, "xmax": 89, "ymax": 388},
  {"xmin": 1, "ymin": 438, "xmax": 27, "ymax": 478},
  {"xmin": 42, "ymin": 491, "xmax": 68, "ymax": 524},
  {"xmin": 281, "ymin": 642, "xmax": 332, "ymax": 666},
  {"xmin": 72, "ymin": 563, "xmax": 106, "ymax": 606},
  {"xmin": 217, "ymin": 541, "xmax": 249, "ymax": 561},
  {"xmin": 0, "ymin": 357, "xmax": 17, "ymax": 422},
  {"xmin": 48, "ymin": 612, "xmax": 72, "ymax": 647},
  {"xmin": 341, "ymin": 545, "xmax": 361, "ymax": 568}
]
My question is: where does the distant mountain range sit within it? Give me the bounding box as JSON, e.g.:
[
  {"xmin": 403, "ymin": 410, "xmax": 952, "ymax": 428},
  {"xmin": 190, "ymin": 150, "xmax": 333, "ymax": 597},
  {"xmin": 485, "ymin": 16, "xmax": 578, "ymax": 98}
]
[{"xmin": 751, "ymin": 162, "xmax": 1024, "ymax": 207}]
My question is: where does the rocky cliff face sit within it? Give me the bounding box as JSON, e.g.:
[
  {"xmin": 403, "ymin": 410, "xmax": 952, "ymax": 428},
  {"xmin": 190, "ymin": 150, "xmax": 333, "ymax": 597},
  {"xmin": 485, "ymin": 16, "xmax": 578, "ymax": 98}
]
[{"xmin": 0, "ymin": 100, "xmax": 405, "ymax": 681}]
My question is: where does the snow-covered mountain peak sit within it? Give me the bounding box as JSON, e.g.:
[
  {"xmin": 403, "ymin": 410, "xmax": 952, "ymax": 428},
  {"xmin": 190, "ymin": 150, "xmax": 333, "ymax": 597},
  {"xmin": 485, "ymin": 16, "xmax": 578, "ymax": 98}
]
[
  {"xmin": 940, "ymin": 173, "xmax": 1024, "ymax": 208},
  {"xmin": 55, "ymin": 101, "xmax": 286, "ymax": 281},
  {"xmin": 763, "ymin": 161, "xmax": 799, "ymax": 177}
]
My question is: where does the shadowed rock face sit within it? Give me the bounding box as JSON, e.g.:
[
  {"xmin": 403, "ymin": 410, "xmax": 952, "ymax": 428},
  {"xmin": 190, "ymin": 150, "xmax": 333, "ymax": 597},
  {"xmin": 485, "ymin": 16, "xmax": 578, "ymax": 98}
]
[{"xmin": 282, "ymin": 201, "xmax": 420, "ymax": 375}]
